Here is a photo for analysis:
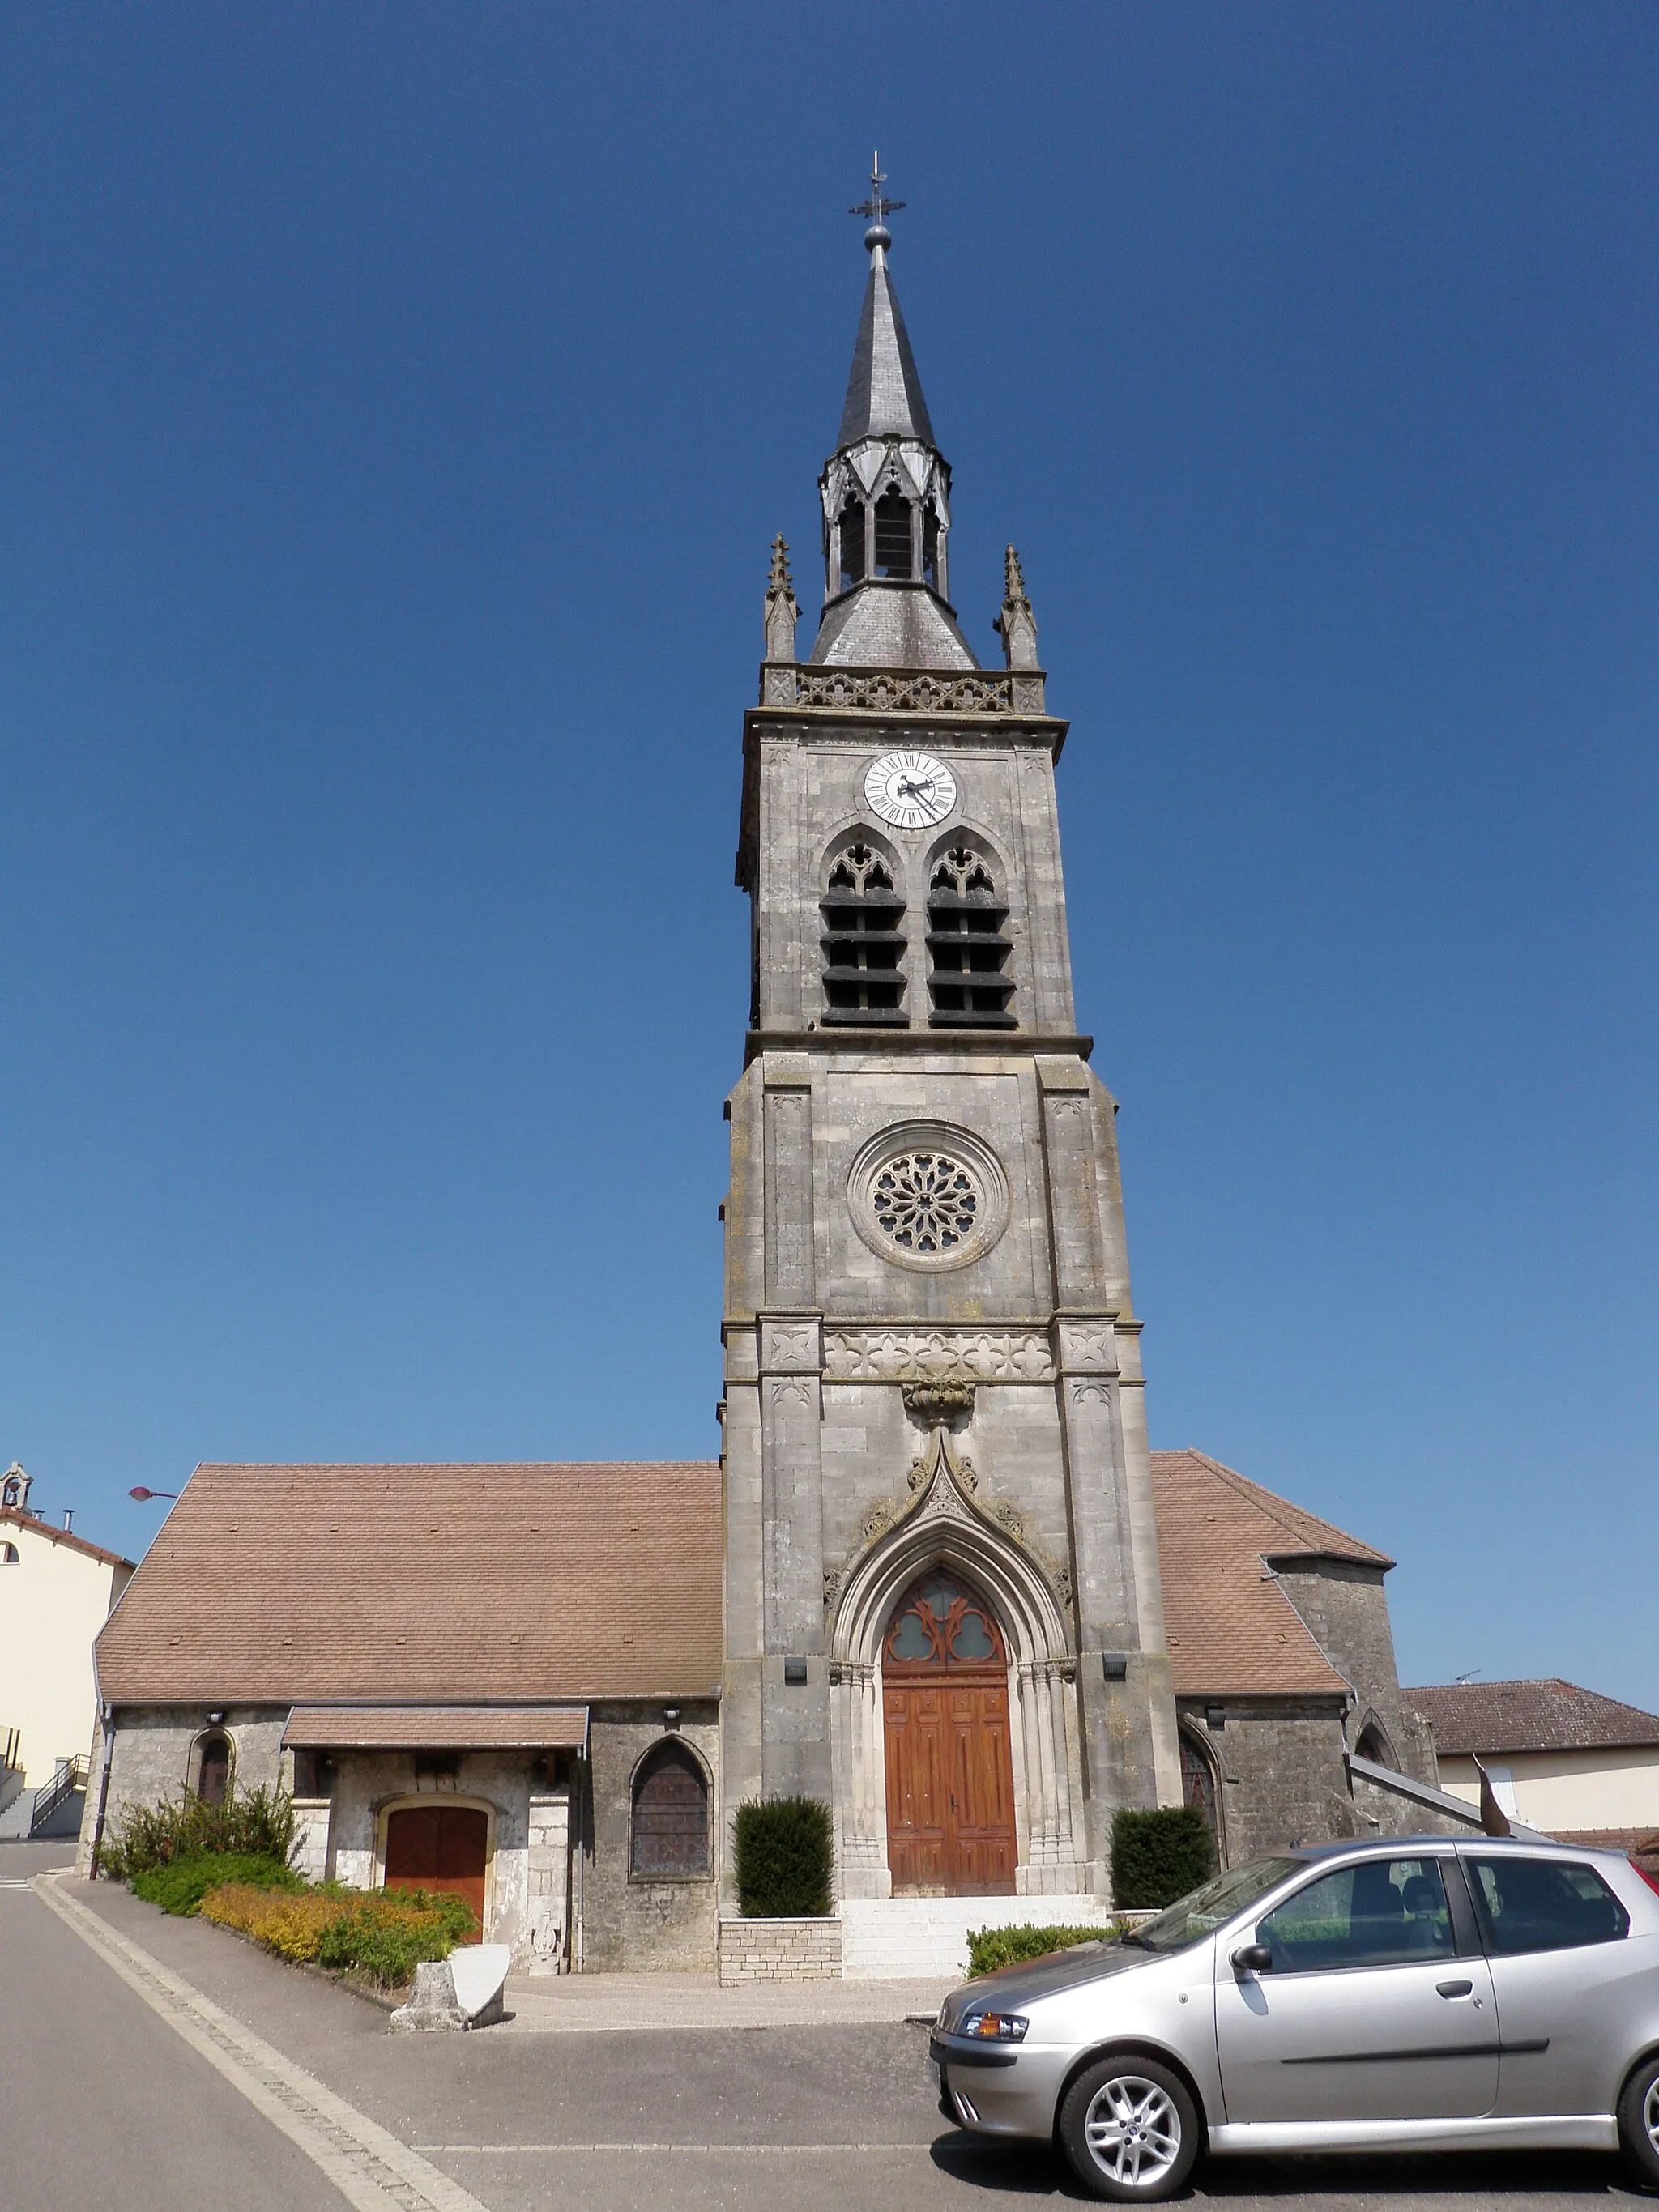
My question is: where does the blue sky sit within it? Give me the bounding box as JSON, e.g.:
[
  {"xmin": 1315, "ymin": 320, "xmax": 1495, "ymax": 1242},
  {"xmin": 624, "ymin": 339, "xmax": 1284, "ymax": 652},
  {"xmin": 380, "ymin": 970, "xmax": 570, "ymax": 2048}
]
[{"xmin": 2, "ymin": 5, "xmax": 1654, "ymax": 1704}]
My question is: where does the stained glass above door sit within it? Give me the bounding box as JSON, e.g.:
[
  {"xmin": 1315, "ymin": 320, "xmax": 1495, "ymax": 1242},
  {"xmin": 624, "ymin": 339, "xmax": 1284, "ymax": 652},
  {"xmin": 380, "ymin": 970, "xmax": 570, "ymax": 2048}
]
[{"xmin": 883, "ymin": 1570, "xmax": 1007, "ymax": 1669}]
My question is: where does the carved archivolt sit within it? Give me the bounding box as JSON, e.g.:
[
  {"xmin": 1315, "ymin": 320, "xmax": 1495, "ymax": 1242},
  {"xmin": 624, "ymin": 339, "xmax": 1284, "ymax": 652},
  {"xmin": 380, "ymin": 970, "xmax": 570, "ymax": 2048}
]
[
  {"xmin": 827, "ymin": 1428, "xmax": 1075, "ymax": 1649},
  {"xmin": 825, "ymin": 1328, "xmax": 1053, "ymax": 1382}
]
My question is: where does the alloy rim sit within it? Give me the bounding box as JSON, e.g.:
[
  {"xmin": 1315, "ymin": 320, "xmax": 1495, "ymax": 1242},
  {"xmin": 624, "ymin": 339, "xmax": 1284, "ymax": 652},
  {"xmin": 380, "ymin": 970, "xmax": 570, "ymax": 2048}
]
[
  {"xmin": 1083, "ymin": 2074, "xmax": 1182, "ymax": 2189},
  {"xmin": 1644, "ymin": 2076, "xmax": 1659, "ymax": 2154}
]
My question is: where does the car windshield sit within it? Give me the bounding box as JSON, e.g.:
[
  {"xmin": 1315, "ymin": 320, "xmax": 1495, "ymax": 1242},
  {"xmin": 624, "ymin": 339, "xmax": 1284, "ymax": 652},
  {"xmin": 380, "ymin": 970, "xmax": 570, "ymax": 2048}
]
[{"xmin": 1124, "ymin": 1856, "xmax": 1303, "ymax": 1953}]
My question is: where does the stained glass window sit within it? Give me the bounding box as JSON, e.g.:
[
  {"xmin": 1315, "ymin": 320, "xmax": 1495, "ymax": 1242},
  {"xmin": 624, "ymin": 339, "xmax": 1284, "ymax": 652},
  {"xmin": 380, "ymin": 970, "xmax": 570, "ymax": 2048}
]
[{"xmin": 882, "ymin": 1571, "xmax": 1006, "ymax": 1669}]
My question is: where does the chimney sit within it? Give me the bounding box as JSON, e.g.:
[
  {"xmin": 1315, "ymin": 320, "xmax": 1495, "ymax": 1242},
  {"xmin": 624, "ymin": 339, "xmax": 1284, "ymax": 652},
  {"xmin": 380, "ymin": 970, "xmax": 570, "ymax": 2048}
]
[{"xmin": 62, "ymin": 1509, "xmax": 75, "ymax": 1532}]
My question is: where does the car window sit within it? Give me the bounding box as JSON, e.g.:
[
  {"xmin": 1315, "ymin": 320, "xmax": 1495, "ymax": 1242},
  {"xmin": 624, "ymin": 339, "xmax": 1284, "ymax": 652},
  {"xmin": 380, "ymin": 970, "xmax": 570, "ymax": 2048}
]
[
  {"xmin": 1258, "ymin": 1857, "xmax": 1455, "ymax": 1972},
  {"xmin": 1467, "ymin": 1856, "xmax": 1629, "ymax": 1955},
  {"xmin": 1128, "ymin": 1856, "xmax": 1303, "ymax": 1953}
]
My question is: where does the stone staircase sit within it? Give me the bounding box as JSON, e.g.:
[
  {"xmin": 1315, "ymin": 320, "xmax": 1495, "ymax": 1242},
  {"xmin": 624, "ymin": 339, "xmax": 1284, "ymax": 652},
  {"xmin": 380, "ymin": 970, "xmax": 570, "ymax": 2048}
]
[{"xmin": 840, "ymin": 1893, "xmax": 1115, "ymax": 1981}]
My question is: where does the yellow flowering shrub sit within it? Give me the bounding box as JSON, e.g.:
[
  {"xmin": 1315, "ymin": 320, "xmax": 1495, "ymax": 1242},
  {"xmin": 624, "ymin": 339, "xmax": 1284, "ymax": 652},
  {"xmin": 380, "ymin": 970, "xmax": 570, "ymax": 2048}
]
[
  {"xmin": 200, "ymin": 1883, "xmax": 339, "ymax": 1960},
  {"xmin": 199, "ymin": 1880, "xmax": 476, "ymax": 1985}
]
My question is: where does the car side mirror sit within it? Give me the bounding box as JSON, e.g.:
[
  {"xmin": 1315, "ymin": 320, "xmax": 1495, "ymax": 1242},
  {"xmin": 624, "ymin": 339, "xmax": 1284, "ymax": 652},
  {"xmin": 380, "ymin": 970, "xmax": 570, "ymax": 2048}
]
[{"xmin": 1231, "ymin": 1942, "xmax": 1273, "ymax": 1976}]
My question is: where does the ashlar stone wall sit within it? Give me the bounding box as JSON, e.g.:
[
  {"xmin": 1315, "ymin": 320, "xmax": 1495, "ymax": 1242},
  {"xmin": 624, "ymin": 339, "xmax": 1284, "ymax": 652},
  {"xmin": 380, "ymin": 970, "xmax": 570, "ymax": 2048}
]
[
  {"xmin": 1272, "ymin": 1559, "xmax": 1442, "ymax": 1797},
  {"xmin": 1178, "ymin": 1698, "xmax": 1354, "ymax": 1865},
  {"xmin": 78, "ymin": 1703, "xmax": 289, "ymax": 1873},
  {"xmin": 580, "ymin": 1704, "xmax": 719, "ymax": 1973}
]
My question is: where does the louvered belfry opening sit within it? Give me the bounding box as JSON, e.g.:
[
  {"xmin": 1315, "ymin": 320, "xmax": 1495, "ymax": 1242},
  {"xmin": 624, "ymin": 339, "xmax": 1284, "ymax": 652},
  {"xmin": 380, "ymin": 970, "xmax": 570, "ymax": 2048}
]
[
  {"xmin": 927, "ymin": 847, "xmax": 1017, "ymax": 1027},
  {"xmin": 872, "ymin": 489, "xmax": 913, "ymax": 578},
  {"xmin": 838, "ymin": 501, "xmax": 867, "ymax": 590},
  {"xmin": 821, "ymin": 842, "xmax": 907, "ymax": 1025}
]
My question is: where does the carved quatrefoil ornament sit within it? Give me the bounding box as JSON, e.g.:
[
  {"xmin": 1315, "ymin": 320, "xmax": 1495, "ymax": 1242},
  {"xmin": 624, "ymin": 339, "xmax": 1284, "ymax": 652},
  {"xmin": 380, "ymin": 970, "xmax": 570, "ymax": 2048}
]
[{"xmin": 847, "ymin": 1121, "xmax": 1009, "ymax": 1273}]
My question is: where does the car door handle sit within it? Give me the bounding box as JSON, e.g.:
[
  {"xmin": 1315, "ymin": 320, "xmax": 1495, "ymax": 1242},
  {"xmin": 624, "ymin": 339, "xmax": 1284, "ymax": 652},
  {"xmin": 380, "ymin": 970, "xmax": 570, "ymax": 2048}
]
[{"xmin": 1436, "ymin": 1979, "xmax": 1474, "ymax": 1999}]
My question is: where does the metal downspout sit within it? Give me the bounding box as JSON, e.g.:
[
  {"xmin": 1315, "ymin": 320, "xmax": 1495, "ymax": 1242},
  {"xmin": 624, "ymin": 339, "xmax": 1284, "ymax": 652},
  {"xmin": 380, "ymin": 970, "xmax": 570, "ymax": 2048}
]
[{"xmin": 88, "ymin": 1694, "xmax": 117, "ymax": 1877}]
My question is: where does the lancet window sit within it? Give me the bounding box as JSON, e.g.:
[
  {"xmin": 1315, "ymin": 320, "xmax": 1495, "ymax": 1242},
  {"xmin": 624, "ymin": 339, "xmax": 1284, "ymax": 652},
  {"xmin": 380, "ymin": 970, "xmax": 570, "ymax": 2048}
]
[
  {"xmin": 821, "ymin": 843, "xmax": 907, "ymax": 1025},
  {"xmin": 194, "ymin": 1730, "xmax": 232, "ymax": 1807},
  {"xmin": 630, "ymin": 1741, "xmax": 710, "ymax": 1878},
  {"xmin": 926, "ymin": 848, "xmax": 1016, "ymax": 1027}
]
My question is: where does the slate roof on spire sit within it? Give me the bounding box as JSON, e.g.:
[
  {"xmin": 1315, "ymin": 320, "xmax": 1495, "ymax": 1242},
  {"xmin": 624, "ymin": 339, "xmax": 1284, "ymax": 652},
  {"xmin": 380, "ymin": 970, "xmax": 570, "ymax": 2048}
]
[{"xmin": 837, "ymin": 262, "xmax": 936, "ymax": 449}]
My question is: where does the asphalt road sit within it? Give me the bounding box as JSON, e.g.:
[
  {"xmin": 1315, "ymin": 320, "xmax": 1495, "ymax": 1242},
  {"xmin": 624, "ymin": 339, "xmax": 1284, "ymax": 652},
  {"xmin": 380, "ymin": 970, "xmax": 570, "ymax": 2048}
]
[{"xmin": 2, "ymin": 1839, "xmax": 1649, "ymax": 2212}]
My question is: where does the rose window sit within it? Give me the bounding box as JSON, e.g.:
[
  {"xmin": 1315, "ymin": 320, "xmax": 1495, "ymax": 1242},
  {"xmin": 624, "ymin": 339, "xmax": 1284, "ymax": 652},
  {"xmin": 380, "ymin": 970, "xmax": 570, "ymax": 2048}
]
[{"xmin": 870, "ymin": 1151, "xmax": 982, "ymax": 1256}]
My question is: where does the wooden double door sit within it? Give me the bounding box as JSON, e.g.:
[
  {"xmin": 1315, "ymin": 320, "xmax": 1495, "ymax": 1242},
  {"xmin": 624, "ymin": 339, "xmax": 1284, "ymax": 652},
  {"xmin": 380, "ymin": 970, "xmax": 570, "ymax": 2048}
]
[
  {"xmin": 384, "ymin": 1804, "xmax": 488, "ymax": 1933},
  {"xmin": 883, "ymin": 1571, "xmax": 1017, "ymax": 1896}
]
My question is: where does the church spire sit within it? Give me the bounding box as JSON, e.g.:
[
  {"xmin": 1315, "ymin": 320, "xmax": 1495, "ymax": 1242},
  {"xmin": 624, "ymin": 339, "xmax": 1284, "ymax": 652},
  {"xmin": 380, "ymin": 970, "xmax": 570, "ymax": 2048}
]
[
  {"xmin": 838, "ymin": 157, "xmax": 934, "ymax": 446},
  {"xmin": 808, "ymin": 160, "xmax": 977, "ymax": 672}
]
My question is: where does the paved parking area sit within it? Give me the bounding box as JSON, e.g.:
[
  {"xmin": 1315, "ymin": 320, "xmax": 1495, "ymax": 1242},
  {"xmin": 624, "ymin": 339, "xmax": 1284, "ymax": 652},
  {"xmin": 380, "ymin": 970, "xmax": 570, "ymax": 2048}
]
[{"xmin": 5, "ymin": 1842, "xmax": 1649, "ymax": 2212}]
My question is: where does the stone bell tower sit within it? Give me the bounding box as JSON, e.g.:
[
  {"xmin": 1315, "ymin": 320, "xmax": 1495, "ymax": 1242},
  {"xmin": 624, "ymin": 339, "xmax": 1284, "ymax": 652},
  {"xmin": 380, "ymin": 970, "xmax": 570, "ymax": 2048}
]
[{"xmin": 719, "ymin": 178, "xmax": 1180, "ymax": 1903}]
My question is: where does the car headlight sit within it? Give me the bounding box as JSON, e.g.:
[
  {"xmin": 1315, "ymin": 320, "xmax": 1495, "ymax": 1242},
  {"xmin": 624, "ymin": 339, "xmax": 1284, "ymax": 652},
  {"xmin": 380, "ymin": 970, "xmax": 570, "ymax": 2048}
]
[{"xmin": 958, "ymin": 2010, "xmax": 1029, "ymax": 2042}]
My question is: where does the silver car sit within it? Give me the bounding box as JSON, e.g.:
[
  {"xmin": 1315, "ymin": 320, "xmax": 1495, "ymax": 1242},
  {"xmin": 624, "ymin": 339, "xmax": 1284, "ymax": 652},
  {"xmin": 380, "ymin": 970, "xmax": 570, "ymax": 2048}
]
[{"xmin": 930, "ymin": 1835, "xmax": 1659, "ymax": 2200}]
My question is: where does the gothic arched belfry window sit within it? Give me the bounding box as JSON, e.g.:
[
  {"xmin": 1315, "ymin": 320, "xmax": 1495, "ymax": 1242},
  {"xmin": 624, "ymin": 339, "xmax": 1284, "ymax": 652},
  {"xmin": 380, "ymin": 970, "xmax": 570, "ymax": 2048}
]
[
  {"xmin": 821, "ymin": 843, "xmax": 907, "ymax": 1025},
  {"xmin": 872, "ymin": 489, "xmax": 913, "ymax": 578},
  {"xmin": 926, "ymin": 847, "xmax": 1015, "ymax": 1027},
  {"xmin": 836, "ymin": 499, "xmax": 866, "ymax": 590}
]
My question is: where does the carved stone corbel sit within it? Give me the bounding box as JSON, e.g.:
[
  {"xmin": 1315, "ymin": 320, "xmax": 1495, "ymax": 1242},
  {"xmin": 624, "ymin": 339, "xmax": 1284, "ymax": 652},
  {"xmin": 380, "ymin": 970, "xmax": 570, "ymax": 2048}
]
[{"xmin": 901, "ymin": 1379, "xmax": 975, "ymax": 1428}]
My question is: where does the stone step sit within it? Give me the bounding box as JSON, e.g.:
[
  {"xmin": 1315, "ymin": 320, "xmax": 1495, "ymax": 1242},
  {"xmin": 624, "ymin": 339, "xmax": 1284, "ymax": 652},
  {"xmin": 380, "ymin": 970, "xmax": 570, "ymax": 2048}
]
[{"xmin": 840, "ymin": 1893, "xmax": 1115, "ymax": 1981}]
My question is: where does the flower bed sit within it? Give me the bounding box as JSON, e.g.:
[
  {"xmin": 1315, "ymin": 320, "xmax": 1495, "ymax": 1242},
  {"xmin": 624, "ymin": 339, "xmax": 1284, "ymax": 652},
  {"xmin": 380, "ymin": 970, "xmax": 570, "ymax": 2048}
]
[{"xmin": 202, "ymin": 1881, "xmax": 477, "ymax": 1989}]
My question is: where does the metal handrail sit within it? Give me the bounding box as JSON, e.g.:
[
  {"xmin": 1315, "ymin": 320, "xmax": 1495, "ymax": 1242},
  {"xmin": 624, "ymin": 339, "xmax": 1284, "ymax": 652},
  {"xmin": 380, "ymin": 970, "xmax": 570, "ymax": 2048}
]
[{"xmin": 28, "ymin": 1754, "xmax": 89, "ymax": 1832}]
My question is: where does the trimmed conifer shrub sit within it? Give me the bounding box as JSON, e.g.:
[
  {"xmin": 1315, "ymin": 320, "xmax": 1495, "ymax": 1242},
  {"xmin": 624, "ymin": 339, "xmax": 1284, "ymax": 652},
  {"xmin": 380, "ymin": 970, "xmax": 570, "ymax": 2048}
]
[
  {"xmin": 1110, "ymin": 1805, "xmax": 1214, "ymax": 1908},
  {"xmin": 732, "ymin": 1796, "xmax": 834, "ymax": 1917}
]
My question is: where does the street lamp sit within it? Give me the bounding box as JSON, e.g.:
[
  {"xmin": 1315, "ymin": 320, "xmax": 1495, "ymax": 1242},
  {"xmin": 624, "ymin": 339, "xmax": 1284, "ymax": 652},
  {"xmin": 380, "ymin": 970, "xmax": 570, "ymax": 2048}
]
[{"xmin": 128, "ymin": 1487, "xmax": 179, "ymax": 1502}]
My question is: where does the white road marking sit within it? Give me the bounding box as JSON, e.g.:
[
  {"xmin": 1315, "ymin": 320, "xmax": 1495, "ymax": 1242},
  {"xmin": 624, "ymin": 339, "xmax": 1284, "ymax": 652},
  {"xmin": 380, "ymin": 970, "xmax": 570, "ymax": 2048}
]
[
  {"xmin": 416, "ymin": 2143, "xmax": 935, "ymax": 2155},
  {"xmin": 36, "ymin": 1873, "xmax": 489, "ymax": 2212}
]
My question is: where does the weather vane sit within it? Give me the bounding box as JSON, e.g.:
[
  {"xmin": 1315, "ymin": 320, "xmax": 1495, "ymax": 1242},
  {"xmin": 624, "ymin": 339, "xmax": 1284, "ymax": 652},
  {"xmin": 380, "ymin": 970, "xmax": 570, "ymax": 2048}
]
[{"xmin": 850, "ymin": 151, "xmax": 905, "ymax": 228}]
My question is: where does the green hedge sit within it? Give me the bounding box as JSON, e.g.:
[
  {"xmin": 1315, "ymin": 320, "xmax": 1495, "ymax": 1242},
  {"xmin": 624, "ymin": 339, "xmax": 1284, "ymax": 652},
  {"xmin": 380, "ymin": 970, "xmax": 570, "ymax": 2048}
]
[
  {"xmin": 101, "ymin": 1786, "xmax": 297, "ymax": 1880},
  {"xmin": 1111, "ymin": 1805, "xmax": 1214, "ymax": 1908},
  {"xmin": 131, "ymin": 1852, "xmax": 304, "ymax": 1917},
  {"xmin": 732, "ymin": 1796, "xmax": 834, "ymax": 1917},
  {"xmin": 966, "ymin": 1923, "xmax": 1120, "ymax": 1978}
]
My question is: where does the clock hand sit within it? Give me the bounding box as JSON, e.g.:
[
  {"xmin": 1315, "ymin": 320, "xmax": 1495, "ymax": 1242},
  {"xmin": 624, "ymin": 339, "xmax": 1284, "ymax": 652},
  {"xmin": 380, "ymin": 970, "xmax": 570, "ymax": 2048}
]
[{"xmin": 896, "ymin": 778, "xmax": 936, "ymax": 799}]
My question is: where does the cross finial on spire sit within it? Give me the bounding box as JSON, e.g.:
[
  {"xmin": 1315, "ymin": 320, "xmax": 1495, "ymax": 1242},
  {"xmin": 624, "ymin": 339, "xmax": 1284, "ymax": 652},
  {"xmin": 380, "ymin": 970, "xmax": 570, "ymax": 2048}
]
[{"xmin": 850, "ymin": 151, "xmax": 905, "ymax": 265}]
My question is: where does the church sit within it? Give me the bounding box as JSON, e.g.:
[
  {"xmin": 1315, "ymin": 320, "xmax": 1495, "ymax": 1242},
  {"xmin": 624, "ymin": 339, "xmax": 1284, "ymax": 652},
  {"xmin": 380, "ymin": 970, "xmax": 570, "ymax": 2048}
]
[{"xmin": 78, "ymin": 203, "xmax": 1439, "ymax": 1977}]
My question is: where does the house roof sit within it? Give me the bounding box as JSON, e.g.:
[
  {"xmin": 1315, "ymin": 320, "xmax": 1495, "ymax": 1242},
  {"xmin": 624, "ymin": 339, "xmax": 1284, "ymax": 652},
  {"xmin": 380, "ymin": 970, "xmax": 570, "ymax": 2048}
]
[
  {"xmin": 1404, "ymin": 1679, "xmax": 1659, "ymax": 1757},
  {"xmin": 96, "ymin": 1462, "xmax": 723, "ymax": 1706},
  {"xmin": 0, "ymin": 1505, "xmax": 133, "ymax": 1573},
  {"xmin": 1148, "ymin": 1450, "xmax": 1388, "ymax": 1699}
]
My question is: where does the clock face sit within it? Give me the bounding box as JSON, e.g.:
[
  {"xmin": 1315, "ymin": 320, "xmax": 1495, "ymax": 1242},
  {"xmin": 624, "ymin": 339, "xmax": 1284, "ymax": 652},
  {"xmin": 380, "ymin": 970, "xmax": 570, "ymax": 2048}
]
[{"xmin": 864, "ymin": 750, "xmax": 957, "ymax": 829}]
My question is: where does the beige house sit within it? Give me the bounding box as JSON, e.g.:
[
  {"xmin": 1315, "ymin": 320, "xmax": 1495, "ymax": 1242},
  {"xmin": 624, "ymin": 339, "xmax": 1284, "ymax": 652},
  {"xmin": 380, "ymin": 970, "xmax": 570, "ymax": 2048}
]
[
  {"xmin": 1, "ymin": 1464, "xmax": 134, "ymax": 1834},
  {"xmin": 1407, "ymin": 1677, "xmax": 1659, "ymax": 1855}
]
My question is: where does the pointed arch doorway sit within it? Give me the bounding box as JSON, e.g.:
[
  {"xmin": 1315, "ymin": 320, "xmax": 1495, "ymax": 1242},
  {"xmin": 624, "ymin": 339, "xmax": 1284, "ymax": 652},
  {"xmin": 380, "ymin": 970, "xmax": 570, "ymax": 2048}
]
[{"xmin": 882, "ymin": 1568, "xmax": 1017, "ymax": 1895}]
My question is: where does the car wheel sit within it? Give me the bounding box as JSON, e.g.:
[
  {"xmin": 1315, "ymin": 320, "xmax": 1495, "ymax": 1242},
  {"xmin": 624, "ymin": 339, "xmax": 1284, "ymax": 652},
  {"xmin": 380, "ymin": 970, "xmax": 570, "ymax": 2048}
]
[
  {"xmin": 1618, "ymin": 2051, "xmax": 1659, "ymax": 2192},
  {"xmin": 1058, "ymin": 2055, "xmax": 1201, "ymax": 2201}
]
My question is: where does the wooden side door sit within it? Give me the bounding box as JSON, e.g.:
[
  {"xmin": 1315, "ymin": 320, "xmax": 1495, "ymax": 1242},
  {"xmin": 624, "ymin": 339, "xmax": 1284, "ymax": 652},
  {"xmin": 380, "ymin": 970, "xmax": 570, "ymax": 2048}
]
[{"xmin": 385, "ymin": 1804, "xmax": 487, "ymax": 1933}]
